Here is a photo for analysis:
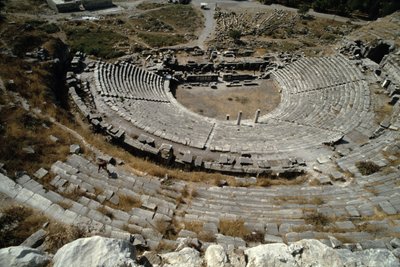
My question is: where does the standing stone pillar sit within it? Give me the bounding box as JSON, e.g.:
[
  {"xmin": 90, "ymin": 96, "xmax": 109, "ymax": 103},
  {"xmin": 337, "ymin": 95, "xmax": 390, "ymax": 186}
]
[
  {"xmin": 226, "ymin": 114, "xmax": 230, "ymax": 120},
  {"xmin": 254, "ymin": 109, "xmax": 261, "ymax": 123},
  {"xmin": 237, "ymin": 111, "xmax": 242, "ymax": 125}
]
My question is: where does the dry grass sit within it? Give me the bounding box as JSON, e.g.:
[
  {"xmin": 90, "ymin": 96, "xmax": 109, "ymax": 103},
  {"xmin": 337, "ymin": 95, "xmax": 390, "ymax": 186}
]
[
  {"xmin": 356, "ymin": 222, "xmax": 384, "ymax": 234},
  {"xmin": 155, "ymin": 220, "xmax": 170, "ymax": 235},
  {"xmin": 179, "ymin": 186, "xmax": 198, "ymax": 204},
  {"xmin": 44, "ymin": 222, "xmax": 85, "ymax": 253},
  {"xmin": 156, "ymin": 240, "xmax": 177, "ymax": 253},
  {"xmin": 355, "ymin": 161, "xmax": 381, "ymax": 176},
  {"xmin": 231, "ymin": 174, "xmax": 307, "ymax": 188},
  {"xmin": 374, "ymin": 103, "xmax": 393, "ymax": 124},
  {"xmin": 0, "ymin": 205, "xmax": 47, "ymax": 248},
  {"xmin": 0, "ymin": 106, "xmax": 75, "ymax": 176},
  {"xmin": 184, "ymin": 221, "xmax": 204, "ymax": 234},
  {"xmin": 119, "ymin": 194, "xmax": 142, "ymax": 210},
  {"xmin": 218, "ymin": 218, "xmax": 250, "ymax": 238},
  {"xmin": 243, "ymin": 231, "xmax": 264, "ymax": 243},
  {"xmin": 198, "ymin": 231, "xmax": 216, "ymax": 242}
]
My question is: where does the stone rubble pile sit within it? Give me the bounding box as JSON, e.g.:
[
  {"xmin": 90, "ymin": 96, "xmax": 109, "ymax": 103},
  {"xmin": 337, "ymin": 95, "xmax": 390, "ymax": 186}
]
[{"xmin": 1, "ymin": 236, "xmax": 399, "ymax": 267}]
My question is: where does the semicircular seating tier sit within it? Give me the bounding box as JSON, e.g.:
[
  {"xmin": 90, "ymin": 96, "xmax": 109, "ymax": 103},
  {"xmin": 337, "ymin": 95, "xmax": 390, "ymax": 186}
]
[{"xmin": 92, "ymin": 55, "xmax": 373, "ymax": 155}]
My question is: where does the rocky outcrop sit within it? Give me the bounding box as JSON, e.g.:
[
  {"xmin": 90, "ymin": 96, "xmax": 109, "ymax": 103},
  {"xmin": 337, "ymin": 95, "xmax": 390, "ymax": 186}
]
[
  {"xmin": 244, "ymin": 239, "xmax": 400, "ymax": 267},
  {"xmin": 160, "ymin": 247, "xmax": 203, "ymax": 267},
  {"xmin": 205, "ymin": 244, "xmax": 228, "ymax": 267},
  {"xmin": 1, "ymin": 236, "xmax": 399, "ymax": 267},
  {"xmin": 245, "ymin": 243, "xmax": 297, "ymax": 267},
  {"xmin": 52, "ymin": 236, "xmax": 139, "ymax": 267},
  {"xmin": 0, "ymin": 246, "xmax": 50, "ymax": 267}
]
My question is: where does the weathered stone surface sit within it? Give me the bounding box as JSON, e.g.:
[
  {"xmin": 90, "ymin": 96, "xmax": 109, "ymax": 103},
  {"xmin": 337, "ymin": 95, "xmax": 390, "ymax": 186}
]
[
  {"xmin": 244, "ymin": 239, "xmax": 400, "ymax": 267},
  {"xmin": 178, "ymin": 229, "xmax": 197, "ymax": 238},
  {"xmin": 53, "ymin": 236, "xmax": 138, "ymax": 267},
  {"xmin": 0, "ymin": 246, "xmax": 50, "ymax": 267},
  {"xmin": 33, "ymin": 168, "xmax": 48, "ymax": 180},
  {"xmin": 245, "ymin": 243, "xmax": 295, "ymax": 267},
  {"xmin": 69, "ymin": 144, "xmax": 81, "ymax": 154},
  {"xmin": 329, "ymin": 235, "xmax": 343, "ymax": 248},
  {"xmin": 390, "ymin": 238, "xmax": 400, "ymax": 249},
  {"xmin": 20, "ymin": 229, "xmax": 46, "ymax": 248},
  {"xmin": 205, "ymin": 244, "xmax": 227, "ymax": 267},
  {"xmin": 140, "ymin": 251, "xmax": 161, "ymax": 266},
  {"xmin": 339, "ymin": 248, "xmax": 400, "ymax": 267},
  {"xmin": 264, "ymin": 234, "xmax": 283, "ymax": 243},
  {"xmin": 161, "ymin": 247, "xmax": 203, "ymax": 267},
  {"xmin": 295, "ymin": 239, "xmax": 344, "ymax": 267}
]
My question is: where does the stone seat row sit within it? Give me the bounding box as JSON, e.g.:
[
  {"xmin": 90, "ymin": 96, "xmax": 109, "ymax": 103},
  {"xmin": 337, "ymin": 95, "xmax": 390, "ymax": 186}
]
[
  {"xmin": 104, "ymin": 97, "xmax": 214, "ymax": 149},
  {"xmin": 94, "ymin": 61, "xmax": 167, "ymax": 102},
  {"xmin": 11, "ymin": 155, "xmax": 185, "ymax": 249},
  {"xmin": 208, "ymin": 121, "xmax": 343, "ymax": 153},
  {"xmin": 54, "ymin": 154, "xmax": 180, "ymax": 211},
  {"xmin": 336, "ymin": 131, "xmax": 396, "ymax": 176},
  {"xmin": 264, "ymin": 81, "xmax": 371, "ymax": 133},
  {"xmin": 273, "ymin": 55, "xmax": 364, "ymax": 94},
  {"xmin": 0, "ymin": 173, "xmax": 169, "ymax": 249}
]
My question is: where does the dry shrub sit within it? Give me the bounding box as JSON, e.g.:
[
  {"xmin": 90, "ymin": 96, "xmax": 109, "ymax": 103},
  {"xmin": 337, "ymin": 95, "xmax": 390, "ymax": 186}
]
[
  {"xmin": 218, "ymin": 218, "xmax": 249, "ymax": 238},
  {"xmin": 156, "ymin": 240, "xmax": 177, "ymax": 253},
  {"xmin": 0, "ymin": 205, "xmax": 47, "ymax": 248},
  {"xmin": 198, "ymin": 231, "xmax": 216, "ymax": 242},
  {"xmin": 181, "ymin": 186, "xmax": 198, "ymax": 201},
  {"xmin": 118, "ymin": 194, "xmax": 142, "ymax": 211},
  {"xmin": 304, "ymin": 211, "xmax": 330, "ymax": 228},
  {"xmin": 355, "ymin": 161, "xmax": 381, "ymax": 176},
  {"xmin": 184, "ymin": 221, "xmax": 203, "ymax": 233},
  {"xmin": 255, "ymin": 175, "xmax": 308, "ymax": 187},
  {"xmin": 356, "ymin": 223, "xmax": 384, "ymax": 234},
  {"xmin": 45, "ymin": 222, "xmax": 85, "ymax": 253},
  {"xmin": 155, "ymin": 220, "xmax": 170, "ymax": 235},
  {"xmin": 310, "ymin": 197, "xmax": 324, "ymax": 205},
  {"xmin": 122, "ymin": 224, "xmax": 142, "ymax": 235},
  {"xmin": 244, "ymin": 231, "xmax": 264, "ymax": 243}
]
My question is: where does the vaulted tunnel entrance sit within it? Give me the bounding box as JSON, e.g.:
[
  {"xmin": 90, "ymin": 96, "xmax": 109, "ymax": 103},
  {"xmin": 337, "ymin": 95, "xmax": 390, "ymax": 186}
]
[{"xmin": 367, "ymin": 43, "xmax": 391, "ymax": 64}]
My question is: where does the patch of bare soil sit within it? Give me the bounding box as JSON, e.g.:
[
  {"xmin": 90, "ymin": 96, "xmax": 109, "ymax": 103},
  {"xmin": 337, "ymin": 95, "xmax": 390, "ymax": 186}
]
[{"xmin": 175, "ymin": 80, "xmax": 280, "ymax": 120}]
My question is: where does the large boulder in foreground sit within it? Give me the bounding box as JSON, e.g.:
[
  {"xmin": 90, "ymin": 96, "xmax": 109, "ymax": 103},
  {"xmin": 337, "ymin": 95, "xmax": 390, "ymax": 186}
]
[
  {"xmin": 52, "ymin": 236, "xmax": 139, "ymax": 267},
  {"xmin": 205, "ymin": 244, "xmax": 228, "ymax": 267},
  {"xmin": 160, "ymin": 247, "xmax": 203, "ymax": 267},
  {"xmin": 245, "ymin": 239, "xmax": 400, "ymax": 267},
  {"xmin": 245, "ymin": 243, "xmax": 296, "ymax": 267},
  {"xmin": 0, "ymin": 246, "xmax": 50, "ymax": 267}
]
